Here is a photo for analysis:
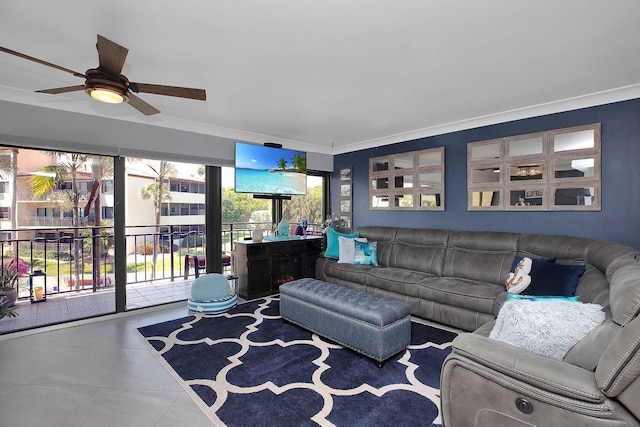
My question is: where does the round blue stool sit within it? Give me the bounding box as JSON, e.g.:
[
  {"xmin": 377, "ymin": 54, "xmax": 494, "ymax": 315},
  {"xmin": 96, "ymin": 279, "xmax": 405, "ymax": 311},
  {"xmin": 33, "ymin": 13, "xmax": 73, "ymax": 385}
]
[{"xmin": 188, "ymin": 273, "xmax": 238, "ymax": 313}]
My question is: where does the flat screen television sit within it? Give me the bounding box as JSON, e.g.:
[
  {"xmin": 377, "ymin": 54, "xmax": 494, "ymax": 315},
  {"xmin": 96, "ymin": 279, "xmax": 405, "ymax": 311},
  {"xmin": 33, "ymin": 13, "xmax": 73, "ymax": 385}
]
[{"xmin": 234, "ymin": 142, "xmax": 307, "ymax": 196}]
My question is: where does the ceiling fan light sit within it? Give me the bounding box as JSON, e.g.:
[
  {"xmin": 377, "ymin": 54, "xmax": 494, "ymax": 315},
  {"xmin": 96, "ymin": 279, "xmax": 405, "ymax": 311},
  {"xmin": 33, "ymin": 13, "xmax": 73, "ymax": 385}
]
[
  {"xmin": 84, "ymin": 75, "xmax": 129, "ymax": 104},
  {"xmin": 89, "ymin": 87, "xmax": 125, "ymax": 104}
]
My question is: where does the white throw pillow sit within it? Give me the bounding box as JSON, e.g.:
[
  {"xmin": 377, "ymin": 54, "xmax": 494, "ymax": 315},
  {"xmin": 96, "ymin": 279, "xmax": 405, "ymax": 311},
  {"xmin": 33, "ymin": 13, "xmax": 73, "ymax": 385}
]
[
  {"xmin": 489, "ymin": 299, "xmax": 605, "ymax": 360},
  {"xmin": 337, "ymin": 236, "xmax": 366, "ymax": 264}
]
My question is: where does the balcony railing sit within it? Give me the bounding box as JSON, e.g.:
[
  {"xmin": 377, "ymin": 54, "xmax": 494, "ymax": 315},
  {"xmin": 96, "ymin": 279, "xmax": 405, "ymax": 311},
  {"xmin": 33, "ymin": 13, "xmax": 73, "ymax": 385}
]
[
  {"xmin": 1, "ymin": 221, "xmax": 323, "ymax": 301},
  {"xmin": 16, "ymin": 190, "xmax": 92, "ymax": 202},
  {"xmin": 20, "ymin": 217, "xmax": 87, "ymax": 228}
]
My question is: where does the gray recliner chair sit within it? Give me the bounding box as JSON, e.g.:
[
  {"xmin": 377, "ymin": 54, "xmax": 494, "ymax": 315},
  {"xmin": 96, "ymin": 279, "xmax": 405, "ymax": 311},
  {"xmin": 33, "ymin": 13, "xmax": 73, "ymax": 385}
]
[{"xmin": 440, "ymin": 257, "xmax": 640, "ymax": 426}]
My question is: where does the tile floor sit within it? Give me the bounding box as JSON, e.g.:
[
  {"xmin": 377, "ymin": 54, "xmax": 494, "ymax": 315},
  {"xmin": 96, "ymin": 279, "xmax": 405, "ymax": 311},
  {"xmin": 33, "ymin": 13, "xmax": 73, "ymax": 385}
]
[
  {"xmin": 0, "ymin": 280, "xmax": 195, "ymax": 335},
  {"xmin": 0, "ymin": 301, "xmax": 217, "ymax": 426}
]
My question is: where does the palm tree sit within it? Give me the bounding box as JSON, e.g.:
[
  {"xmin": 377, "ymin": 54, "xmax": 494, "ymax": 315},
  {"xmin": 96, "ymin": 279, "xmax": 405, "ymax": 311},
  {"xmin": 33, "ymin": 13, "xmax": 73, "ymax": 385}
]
[
  {"xmin": 139, "ymin": 161, "xmax": 176, "ymax": 279},
  {"xmin": 291, "ymin": 153, "xmax": 306, "ymax": 173},
  {"xmin": 88, "ymin": 156, "xmax": 113, "ymax": 290},
  {"xmin": 28, "ymin": 152, "xmax": 88, "ymax": 289},
  {"xmin": 0, "ymin": 152, "xmax": 13, "ymax": 178},
  {"xmin": 277, "ymin": 158, "xmax": 287, "ymax": 170}
]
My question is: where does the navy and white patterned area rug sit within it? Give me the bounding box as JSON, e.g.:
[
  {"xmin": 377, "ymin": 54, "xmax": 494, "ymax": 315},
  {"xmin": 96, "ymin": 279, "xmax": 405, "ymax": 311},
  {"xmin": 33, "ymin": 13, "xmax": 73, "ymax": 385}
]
[{"xmin": 137, "ymin": 296, "xmax": 457, "ymax": 427}]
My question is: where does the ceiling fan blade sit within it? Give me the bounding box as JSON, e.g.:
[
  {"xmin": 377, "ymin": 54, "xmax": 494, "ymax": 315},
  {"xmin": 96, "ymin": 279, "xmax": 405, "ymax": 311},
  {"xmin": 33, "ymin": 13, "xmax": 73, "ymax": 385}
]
[
  {"xmin": 132, "ymin": 83, "xmax": 206, "ymax": 101},
  {"xmin": 0, "ymin": 46, "xmax": 85, "ymax": 78},
  {"xmin": 127, "ymin": 93, "xmax": 161, "ymax": 116},
  {"xmin": 96, "ymin": 35, "xmax": 129, "ymax": 77},
  {"xmin": 36, "ymin": 85, "xmax": 86, "ymax": 94}
]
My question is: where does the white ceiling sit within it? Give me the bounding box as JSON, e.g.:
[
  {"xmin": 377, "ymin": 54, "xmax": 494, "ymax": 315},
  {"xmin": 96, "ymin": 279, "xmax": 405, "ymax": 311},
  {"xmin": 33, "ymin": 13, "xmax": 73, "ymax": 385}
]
[{"xmin": 1, "ymin": 0, "xmax": 640, "ymax": 156}]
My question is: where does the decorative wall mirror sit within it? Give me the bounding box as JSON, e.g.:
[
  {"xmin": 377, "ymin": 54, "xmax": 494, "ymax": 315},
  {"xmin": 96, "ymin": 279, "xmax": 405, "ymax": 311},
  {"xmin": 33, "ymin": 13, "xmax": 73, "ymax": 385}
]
[
  {"xmin": 369, "ymin": 147, "xmax": 445, "ymax": 211},
  {"xmin": 467, "ymin": 123, "xmax": 601, "ymax": 211}
]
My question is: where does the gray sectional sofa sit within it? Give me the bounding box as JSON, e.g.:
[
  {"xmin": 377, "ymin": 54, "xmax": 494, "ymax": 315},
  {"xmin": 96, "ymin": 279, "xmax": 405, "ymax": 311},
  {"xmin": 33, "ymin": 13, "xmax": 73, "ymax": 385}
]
[{"xmin": 314, "ymin": 226, "xmax": 640, "ymax": 426}]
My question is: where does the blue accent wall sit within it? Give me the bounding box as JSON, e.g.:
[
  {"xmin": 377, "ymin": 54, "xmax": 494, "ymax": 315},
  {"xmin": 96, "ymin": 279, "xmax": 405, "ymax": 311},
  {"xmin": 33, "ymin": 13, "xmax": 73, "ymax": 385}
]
[{"xmin": 332, "ymin": 98, "xmax": 640, "ymax": 249}]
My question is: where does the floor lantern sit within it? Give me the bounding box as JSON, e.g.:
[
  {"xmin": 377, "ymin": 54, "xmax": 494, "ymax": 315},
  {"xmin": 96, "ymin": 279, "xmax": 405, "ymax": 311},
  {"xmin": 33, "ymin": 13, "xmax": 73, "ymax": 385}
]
[{"xmin": 30, "ymin": 270, "xmax": 47, "ymax": 303}]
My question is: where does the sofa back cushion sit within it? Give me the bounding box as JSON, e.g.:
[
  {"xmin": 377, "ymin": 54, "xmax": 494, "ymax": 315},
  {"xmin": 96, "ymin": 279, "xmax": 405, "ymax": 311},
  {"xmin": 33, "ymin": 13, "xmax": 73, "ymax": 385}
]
[
  {"xmin": 609, "ymin": 263, "xmax": 640, "ymax": 326},
  {"xmin": 517, "ymin": 233, "xmax": 591, "ymax": 261},
  {"xmin": 357, "ymin": 226, "xmax": 398, "ymax": 267},
  {"xmin": 443, "ymin": 231, "xmax": 518, "ymax": 285},
  {"xmin": 386, "ymin": 228, "xmax": 449, "ymax": 275}
]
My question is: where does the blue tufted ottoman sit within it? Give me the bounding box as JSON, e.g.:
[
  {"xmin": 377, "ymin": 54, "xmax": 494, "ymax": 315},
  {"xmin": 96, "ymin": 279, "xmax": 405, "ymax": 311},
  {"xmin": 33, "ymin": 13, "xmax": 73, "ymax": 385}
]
[{"xmin": 280, "ymin": 278, "xmax": 411, "ymax": 367}]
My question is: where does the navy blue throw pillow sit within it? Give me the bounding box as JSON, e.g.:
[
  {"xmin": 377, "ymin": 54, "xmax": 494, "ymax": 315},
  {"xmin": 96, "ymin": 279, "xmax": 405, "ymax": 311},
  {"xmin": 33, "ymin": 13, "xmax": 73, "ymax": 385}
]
[
  {"xmin": 510, "ymin": 255, "xmax": 554, "ymax": 271},
  {"xmin": 525, "ymin": 261, "xmax": 586, "ymax": 297}
]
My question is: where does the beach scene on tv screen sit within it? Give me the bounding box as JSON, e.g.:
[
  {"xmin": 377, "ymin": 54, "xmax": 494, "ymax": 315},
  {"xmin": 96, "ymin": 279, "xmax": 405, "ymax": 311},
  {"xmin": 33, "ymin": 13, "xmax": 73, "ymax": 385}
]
[{"xmin": 235, "ymin": 143, "xmax": 307, "ymax": 195}]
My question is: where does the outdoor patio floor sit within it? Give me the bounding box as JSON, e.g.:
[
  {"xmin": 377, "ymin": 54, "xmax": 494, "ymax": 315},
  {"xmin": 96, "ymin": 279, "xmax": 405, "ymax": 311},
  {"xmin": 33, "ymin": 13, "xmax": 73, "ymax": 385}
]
[{"xmin": 0, "ymin": 278, "xmax": 200, "ymax": 335}]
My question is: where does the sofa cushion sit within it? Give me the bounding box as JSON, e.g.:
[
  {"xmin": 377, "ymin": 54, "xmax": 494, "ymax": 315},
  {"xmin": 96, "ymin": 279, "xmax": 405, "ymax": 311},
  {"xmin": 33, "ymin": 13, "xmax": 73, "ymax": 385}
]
[
  {"xmin": 365, "ymin": 267, "xmax": 433, "ymax": 298},
  {"xmin": 356, "ymin": 226, "xmax": 398, "ymax": 267},
  {"xmin": 387, "ymin": 228, "xmax": 449, "ymax": 276},
  {"xmin": 517, "ymin": 233, "xmax": 591, "ymax": 261},
  {"xmin": 564, "ymin": 313, "xmax": 620, "ymax": 371},
  {"xmin": 320, "ymin": 257, "xmax": 373, "ymax": 284},
  {"xmin": 609, "ymin": 263, "xmax": 640, "ymax": 326},
  {"xmin": 418, "ymin": 277, "xmax": 503, "ymax": 315},
  {"xmin": 443, "ymin": 231, "xmax": 518, "ymax": 285}
]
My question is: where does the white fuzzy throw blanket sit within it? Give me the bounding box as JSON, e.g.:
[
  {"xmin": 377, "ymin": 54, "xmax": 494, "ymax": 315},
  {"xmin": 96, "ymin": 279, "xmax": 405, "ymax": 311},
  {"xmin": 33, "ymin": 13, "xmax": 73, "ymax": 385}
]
[{"xmin": 489, "ymin": 299, "xmax": 605, "ymax": 360}]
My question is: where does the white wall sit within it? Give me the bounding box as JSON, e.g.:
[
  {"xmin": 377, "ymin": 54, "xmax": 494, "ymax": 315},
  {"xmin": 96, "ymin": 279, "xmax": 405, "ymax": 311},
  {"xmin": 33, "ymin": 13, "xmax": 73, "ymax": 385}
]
[{"xmin": 0, "ymin": 100, "xmax": 334, "ymax": 172}]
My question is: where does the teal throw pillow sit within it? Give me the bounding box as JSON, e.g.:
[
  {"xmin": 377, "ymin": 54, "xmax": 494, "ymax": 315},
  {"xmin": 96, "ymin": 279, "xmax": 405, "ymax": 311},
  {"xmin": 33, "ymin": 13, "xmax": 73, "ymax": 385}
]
[
  {"xmin": 353, "ymin": 240, "xmax": 378, "ymax": 266},
  {"xmin": 507, "ymin": 294, "xmax": 579, "ymax": 302},
  {"xmin": 325, "ymin": 228, "xmax": 359, "ymax": 259}
]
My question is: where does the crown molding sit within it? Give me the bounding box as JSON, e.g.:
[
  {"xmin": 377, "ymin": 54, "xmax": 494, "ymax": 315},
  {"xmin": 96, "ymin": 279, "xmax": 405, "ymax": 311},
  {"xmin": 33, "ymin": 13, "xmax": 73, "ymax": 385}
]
[{"xmin": 333, "ymin": 84, "xmax": 640, "ymax": 155}]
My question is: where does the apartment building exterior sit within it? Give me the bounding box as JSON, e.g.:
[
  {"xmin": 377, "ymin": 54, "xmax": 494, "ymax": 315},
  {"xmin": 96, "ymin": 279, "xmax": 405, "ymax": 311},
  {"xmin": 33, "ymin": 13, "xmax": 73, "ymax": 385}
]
[{"xmin": 0, "ymin": 148, "xmax": 205, "ymax": 254}]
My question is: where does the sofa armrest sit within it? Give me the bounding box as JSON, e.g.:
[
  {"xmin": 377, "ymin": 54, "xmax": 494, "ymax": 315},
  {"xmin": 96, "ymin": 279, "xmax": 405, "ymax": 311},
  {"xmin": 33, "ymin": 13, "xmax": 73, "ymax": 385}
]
[{"xmin": 451, "ymin": 333, "xmax": 604, "ymax": 402}]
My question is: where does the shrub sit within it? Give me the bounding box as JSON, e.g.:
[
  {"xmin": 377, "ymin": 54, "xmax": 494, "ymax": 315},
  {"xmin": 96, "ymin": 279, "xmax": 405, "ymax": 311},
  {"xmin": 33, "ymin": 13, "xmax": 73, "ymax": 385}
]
[
  {"xmin": 137, "ymin": 242, "xmax": 156, "ymax": 255},
  {"xmin": 181, "ymin": 235, "xmax": 203, "ymax": 248},
  {"xmin": 2, "ymin": 258, "xmax": 30, "ymax": 275}
]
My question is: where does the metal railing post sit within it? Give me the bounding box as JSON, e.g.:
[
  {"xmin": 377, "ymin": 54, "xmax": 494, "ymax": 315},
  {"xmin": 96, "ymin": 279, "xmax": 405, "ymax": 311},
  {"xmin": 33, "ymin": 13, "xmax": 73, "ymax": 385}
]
[{"xmin": 169, "ymin": 225, "xmax": 175, "ymax": 281}]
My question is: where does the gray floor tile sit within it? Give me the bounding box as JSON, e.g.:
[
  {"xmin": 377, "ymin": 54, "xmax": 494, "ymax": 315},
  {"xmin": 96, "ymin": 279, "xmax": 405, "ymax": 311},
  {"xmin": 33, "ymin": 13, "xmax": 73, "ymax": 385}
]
[{"xmin": 0, "ymin": 284, "xmax": 222, "ymax": 425}]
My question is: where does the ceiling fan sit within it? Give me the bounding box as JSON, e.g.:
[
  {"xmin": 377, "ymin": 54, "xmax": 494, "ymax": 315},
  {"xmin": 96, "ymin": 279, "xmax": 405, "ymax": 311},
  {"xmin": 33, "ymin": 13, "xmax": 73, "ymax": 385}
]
[{"xmin": 0, "ymin": 34, "xmax": 206, "ymax": 115}]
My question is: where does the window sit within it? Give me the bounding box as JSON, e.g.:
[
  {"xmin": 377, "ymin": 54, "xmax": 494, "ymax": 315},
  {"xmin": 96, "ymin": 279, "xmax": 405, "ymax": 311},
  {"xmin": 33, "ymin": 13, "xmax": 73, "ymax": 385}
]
[
  {"xmin": 102, "ymin": 180, "xmax": 114, "ymax": 192},
  {"xmin": 467, "ymin": 123, "xmax": 601, "ymax": 211},
  {"xmin": 37, "ymin": 207, "xmax": 59, "ymax": 217},
  {"xmin": 102, "ymin": 206, "xmax": 114, "ymax": 219},
  {"xmin": 161, "ymin": 203, "xmax": 205, "ymax": 216},
  {"xmin": 369, "ymin": 147, "xmax": 445, "ymax": 210},
  {"xmin": 281, "ymin": 174, "xmax": 326, "ymax": 229},
  {"xmin": 0, "ymin": 207, "xmax": 9, "ymax": 219},
  {"xmin": 168, "ymin": 179, "xmax": 205, "ymax": 194},
  {"xmin": 0, "ymin": 182, "xmax": 7, "ymax": 193}
]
